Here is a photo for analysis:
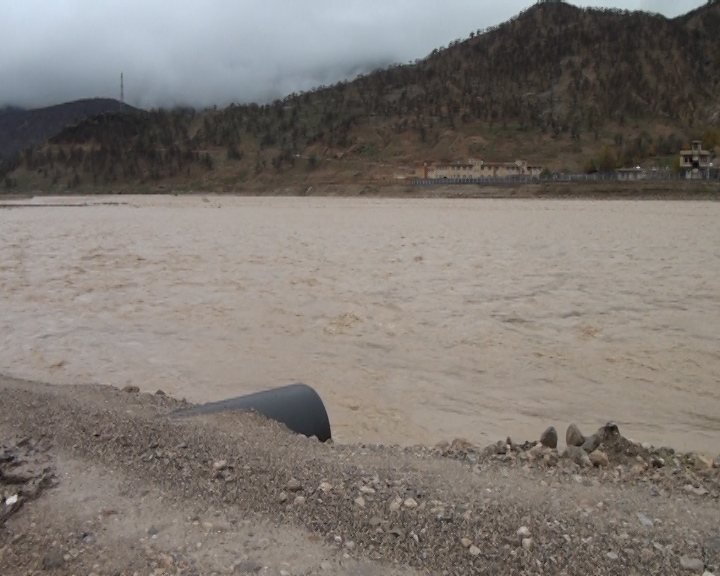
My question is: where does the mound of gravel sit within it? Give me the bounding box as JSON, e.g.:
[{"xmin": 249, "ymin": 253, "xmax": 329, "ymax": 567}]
[{"xmin": 1, "ymin": 377, "xmax": 719, "ymax": 576}]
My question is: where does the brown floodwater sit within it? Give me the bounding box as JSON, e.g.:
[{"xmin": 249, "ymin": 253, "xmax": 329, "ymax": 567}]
[{"xmin": 1, "ymin": 195, "xmax": 719, "ymax": 453}]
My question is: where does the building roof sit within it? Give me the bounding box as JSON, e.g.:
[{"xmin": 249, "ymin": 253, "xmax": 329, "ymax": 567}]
[{"xmin": 680, "ymin": 149, "xmax": 711, "ymax": 156}]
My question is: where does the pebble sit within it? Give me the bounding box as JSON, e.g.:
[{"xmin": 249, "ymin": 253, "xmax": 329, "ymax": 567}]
[
  {"xmin": 360, "ymin": 486, "xmax": 375, "ymax": 495},
  {"xmin": 680, "ymin": 556, "xmax": 705, "ymax": 572},
  {"xmin": 278, "ymin": 492, "xmax": 288, "ymax": 503},
  {"xmin": 403, "ymin": 498, "xmax": 418, "ymax": 509},
  {"xmin": 607, "ymin": 552, "xmax": 619, "ymax": 560},
  {"xmin": 318, "ymin": 482, "xmax": 332, "ymax": 493},
  {"xmin": 540, "ymin": 426, "xmax": 558, "ymax": 449},
  {"xmin": 293, "ymin": 496, "xmax": 305, "ymax": 506},
  {"xmin": 354, "ymin": 496, "xmax": 366, "ymax": 508},
  {"xmin": 122, "ymin": 385, "xmax": 140, "ymax": 394},
  {"xmin": 42, "ymin": 550, "xmax": 64, "ymax": 570},
  {"xmin": 469, "ymin": 545, "xmax": 481, "ymax": 556},
  {"xmin": 636, "ymin": 513, "xmax": 653, "ymax": 527},
  {"xmin": 213, "ymin": 460, "xmax": 227, "ymax": 471},
  {"xmin": 522, "ymin": 538, "xmax": 534, "ymax": 550},
  {"xmin": 566, "ymin": 424, "xmax": 585, "ymax": 447},
  {"xmin": 517, "ymin": 526, "xmax": 531, "ymax": 539},
  {"xmin": 345, "ymin": 540, "xmax": 356, "ymax": 550},
  {"xmin": 286, "ymin": 478, "xmax": 302, "ymax": 492},
  {"xmin": 320, "ymin": 561, "xmax": 332, "ymax": 571},
  {"xmin": 389, "ymin": 499, "xmax": 401, "ymax": 512},
  {"xmin": 461, "ymin": 537, "xmax": 472, "ymax": 548}
]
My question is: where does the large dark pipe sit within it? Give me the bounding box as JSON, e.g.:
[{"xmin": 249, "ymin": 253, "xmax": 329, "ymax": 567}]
[{"xmin": 169, "ymin": 383, "xmax": 332, "ymax": 442}]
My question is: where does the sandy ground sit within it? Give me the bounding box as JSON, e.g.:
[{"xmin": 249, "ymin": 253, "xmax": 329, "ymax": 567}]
[{"xmin": 1, "ymin": 376, "xmax": 719, "ymax": 576}]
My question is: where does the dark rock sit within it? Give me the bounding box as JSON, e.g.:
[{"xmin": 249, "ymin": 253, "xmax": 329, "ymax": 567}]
[
  {"xmin": 540, "ymin": 426, "xmax": 558, "ymax": 449},
  {"xmin": 122, "ymin": 385, "xmax": 140, "ymax": 394},
  {"xmin": 581, "ymin": 435, "xmax": 601, "ymax": 453},
  {"xmin": 43, "ymin": 549, "xmax": 64, "ymax": 570},
  {"xmin": 595, "ymin": 421, "xmax": 619, "ymax": 440},
  {"xmin": 155, "ymin": 389, "xmax": 166, "ymax": 396},
  {"xmin": 566, "ymin": 424, "xmax": 585, "ymax": 447}
]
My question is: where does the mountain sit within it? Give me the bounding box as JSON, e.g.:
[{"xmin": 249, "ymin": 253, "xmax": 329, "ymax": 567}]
[
  {"xmin": 0, "ymin": 98, "xmax": 139, "ymax": 164},
  {"xmin": 3, "ymin": 1, "xmax": 719, "ymax": 192}
]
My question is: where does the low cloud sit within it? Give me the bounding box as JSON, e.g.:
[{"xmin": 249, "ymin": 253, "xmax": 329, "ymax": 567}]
[{"xmin": 0, "ymin": 0, "xmax": 705, "ymax": 110}]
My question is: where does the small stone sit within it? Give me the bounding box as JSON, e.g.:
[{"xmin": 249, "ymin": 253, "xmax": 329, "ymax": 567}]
[
  {"xmin": 589, "ymin": 450, "xmax": 610, "ymax": 468},
  {"xmin": 636, "ymin": 512, "xmax": 654, "ymax": 527},
  {"xmin": 202, "ymin": 521, "xmax": 214, "ymax": 530},
  {"xmin": 354, "ymin": 496, "xmax": 366, "ymax": 508},
  {"xmin": 148, "ymin": 525, "xmax": 159, "ymax": 536},
  {"xmin": 280, "ymin": 571, "xmax": 290, "ymax": 576},
  {"xmin": 389, "ymin": 499, "xmax": 401, "ymax": 512},
  {"xmin": 517, "ymin": 526, "xmax": 531, "ymax": 539},
  {"xmin": 680, "ymin": 556, "xmax": 705, "ymax": 571},
  {"xmin": 43, "ymin": 549, "xmax": 65, "ymax": 570},
  {"xmin": 461, "ymin": 537, "xmax": 472, "ymax": 548},
  {"xmin": 369, "ymin": 516, "xmax": 383, "ymax": 527},
  {"xmin": 403, "ymin": 498, "xmax": 418, "ymax": 509},
  {"xmin": 581, "ymin": 434, "xmax": 601, "ymax": 453},
  {"xmin": 522, "ymin": 538, "xmax": 534, "ymax": 550},
  {"xmin": 345, "ymin": 541, "xmax": 356, "ymax": 550},
  {"xmin": 320, "ymin": 562, "xmax": 332, "ymax": 571},
  {"xmin": 213, "ymin": 460, "xmax": 228, "ymax": 471},
  {"xmin": 695, "ymin": 454, "xmax": 714, "ymax": 471},
  {"xmin": 155, "ymin": 389, "xmax": 166, "ymax": 396},
  {"xmin": 286, "ymin": 478, "xmax": 302, "ymax": 492},
  {"xmin": 566, "ymin": 424, "xmax": 585, "ymax": 447},
  {"xmin": 233, "ymin": 560, "xmax": 262, "ymax": 573},
  {"xmin": 693, "ymin": 487, "xmax": 709, "ymax": 496},
  {"xmin": 278, "ymin": 492, "xmax": 288, "ymax": 503},
  {"xmin": 122, "ymin": 384, "xmax": 140, "ymax": 393},
  {"xmin": 540, "ymin": 426, "xmax": 558, "ymax": 449},
  {"xmin": 360, "ymin": 485, "xmax": 376, "ymax": 494},
  {"xmin": 318, "ymin": 482, "xmax": 332, "ymax": 493},
  {"xmin": 563, "ymin": 445, "xmax": 592, "ymax": 467},
  {"xmin": 703, "ymin": 572, "xmax": 715, "ymax": 576},
  {"xmin": 469, "ymin": 545, "xmax": 481, "ymax": 556},
  {"xmin": 293, "ymin": 496, "xmax": 305, "ymax": 506},
  {"xmin": 607, "ymin": 552, "xmax": 619, "ymax": 560}
]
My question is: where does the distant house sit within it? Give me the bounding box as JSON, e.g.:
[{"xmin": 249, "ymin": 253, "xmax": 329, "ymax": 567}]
[
  {"xmin": 616, "ymin": 167, "xmax": 646, "ymax": 181},
  {"xmin": 422, "ymin": 159, "xmax": 542, "ymax": 180},
  {"xmin": 680, "ymin": 141, "xmax": 711, "ymax": 178}
]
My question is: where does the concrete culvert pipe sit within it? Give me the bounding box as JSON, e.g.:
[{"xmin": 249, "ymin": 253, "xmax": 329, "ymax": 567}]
[{"xmin": 169, "ymin": 383, "xmax": 332, "ymax": 442}]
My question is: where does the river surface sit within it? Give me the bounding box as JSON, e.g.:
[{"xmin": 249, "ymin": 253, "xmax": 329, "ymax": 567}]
[{"xmin": 1, "ymin": 195, "xmax": 719, "ymax": 453}]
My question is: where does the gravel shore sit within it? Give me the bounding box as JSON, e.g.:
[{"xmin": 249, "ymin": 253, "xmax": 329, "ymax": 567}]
[{"xmin": 1, "ymin": 375, "xmax": 719, "ymax": 576}]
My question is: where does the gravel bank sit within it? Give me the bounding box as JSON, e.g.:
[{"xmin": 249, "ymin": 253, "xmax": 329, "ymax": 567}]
[{"xmin": 1, "ymin": 375, "xmax": 719, "ymax": 576}]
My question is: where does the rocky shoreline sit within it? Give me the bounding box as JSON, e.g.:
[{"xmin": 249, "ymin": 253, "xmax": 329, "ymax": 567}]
[{"xmin": 1, "ymin": 375, "xmax": 719, "ymax": 576}]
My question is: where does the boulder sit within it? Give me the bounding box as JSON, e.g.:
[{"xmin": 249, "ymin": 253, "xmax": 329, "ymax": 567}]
[
  {"xmin": 540, "ymin": 426, "xmax": 558, "ymax": 449},
  {"xmin": 563, "ymin": 445, "xmax": 592, "ymax": 467},
  {"xmin": 566, "ymin": 424, "xmax": 585, "ymax": 447},
  {"xmin": 581, "ymin": 434, "xmax": 601, "ymax": 453}
]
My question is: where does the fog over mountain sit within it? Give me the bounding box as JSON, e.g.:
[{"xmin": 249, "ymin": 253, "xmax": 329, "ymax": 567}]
[{"xmin": 0, "ymin": 0, "xmax": 705, "ymax": 110}]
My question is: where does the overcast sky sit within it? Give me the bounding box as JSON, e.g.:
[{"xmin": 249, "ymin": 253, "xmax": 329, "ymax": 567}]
[{"xmin": 0, "ymin": 0, "xmax": 706, "ymax": 110}]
